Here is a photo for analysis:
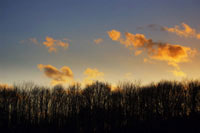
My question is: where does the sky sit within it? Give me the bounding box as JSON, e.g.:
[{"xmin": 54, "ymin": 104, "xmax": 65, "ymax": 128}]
[{"xmin": 1, "ymin": 0, "xmax": 200, "ymax": 87}]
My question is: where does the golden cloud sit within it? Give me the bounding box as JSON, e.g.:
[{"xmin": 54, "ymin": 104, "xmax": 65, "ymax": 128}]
[
  {"xmin": 107, "ymin": 30, "xmax": 121, "ymax": 41},
  {"xmin": 83, "ymin": 68, "xmax": 104, "ymax": 85},
  {"xmin": 149, "ymin": 44, "xmax": 196, "ymax": 64},
  {"xmin": 164, "ymin": 23, "xmax": 200, "ymax": 39},
  {"xmin": 43, "ymin": 36, "xmax": 69, "ymax": 53},
  {"xmin": 38, "ymin": 64, "xmax": 74, "ymax": 86},
  {"xmin": 123, "ymin": 32, "xmax": 149, "ymax": 48},
  {"xmin": 107, "ymin": 29, "xmax": 197, "ymax": 77},
  {"xmin": 94, "ymin": 38, "xmax": 103, "ymax": 44},
  {"xmin": 134, "ymin": 50, "xmax": 143, "ymax": 56},
  {"xmin": 197, "ymin": 34, "xmax": 200, "ymax": 39},
  {"xmin": 38, "ymin": 65, "xmax": 105, "ymax": 86},
  {"xmin": 84, "ymin": 68, "xmax": 104, "ymax": 78}
]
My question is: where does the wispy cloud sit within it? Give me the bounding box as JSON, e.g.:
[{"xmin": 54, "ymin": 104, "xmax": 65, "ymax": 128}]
[
  {"xmin": 134, "ymin": 50, "xmax": 143, "ymax": 56},
  {"xmin": 83, "ymin": 68, "xmax": 104, "ymax": 85},
  {"xmin": 20, "ymin": 36, "xmax": 70, "ymax": 53},
  {"xmin": 164, "ymin": 23, "xmax": 200, "ymax": 39},
  {"xmin": 29, "ymin": 38, "xmax": 39, "ymax": 45},
  {"xmin": 94, "ymin": 38, "xmax": 103, "ymax": 44},
  {"xmin": 138, "ymin": 23, "xmax": 200, "ymax": 40},
  {"xmin": 137, "ymin": 24, "xmax": 165, "ymax": 31},
  {"xmin": 20, "ymin": 37, "xmax": 39, "ymax": 45},
  {"xmin": 107, "ymin": 29, "xmax": 197, "ymax": 77},
  {"xmin": 43, "ymin": 36, "xmax": 69, "ymax": 53},
  {"xmin": 38, "ymin": 64, "xmax": 74, "ymax": 86}
]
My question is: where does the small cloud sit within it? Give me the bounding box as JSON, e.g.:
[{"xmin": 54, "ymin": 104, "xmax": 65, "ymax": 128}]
[
  {"xmin": 38, "ymin": 64, "xmax": 74, "ymax": 86},
  {"xmin": 137, "ymin": 24, "xmax": 165, "ymax": 31},
  {"xmin": 139, "ymin": 23, "xmax": 200, "ymax": 40},
  {"xmin": 19, "ymin": 38, "xmax": 38, "ymax": 45},
  {"xmin": 164, "ymin": 23, "xmax": 200, "ymax": 39},
  {"xmin": 84, "ymin": 68, "xmax": 104, "ymax": 78},
  {"xmin": 94, "ymin": 38, "xmax": 103, "ymax": 44},
  {"xmin": 134, "ymin": 50, "xmax": 142, "ymax": 56},
  {"xmin": 20, "ymin": 37, "xmax": 70, "ymax": 53},
  {"xmin": 43, "ymin": 36, "xmax": 69, "ymax": 53},
  {"xmin": 83, "ymin": 68, "xmax": 104, "ymax": 85},
  {"xmin": 197, "ymin": 34, "xmax": 200, "ymax": 39},
  {"xmin": 29, "ymin": 38, "xmax": 39, "ymax": 45},
  {"xmin": 107, "ymin": 30, "xmax": 121, "ymax": 41}
]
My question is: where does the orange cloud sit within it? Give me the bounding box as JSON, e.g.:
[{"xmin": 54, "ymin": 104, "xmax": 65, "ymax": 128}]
[
  {"xmin": 107, "ymin": 29, "xmax": 197, "ymax": 77},
  {"xmin": 83, "ymin": 68, "xmax": 104, "ymax": 85},
  {"xmin": 38, "ymin": 65, "xmax": 105, "ymax": 86},
  {"xmin": 134, "ymin": 50, "xmax": 143, "ymax": 56},
  {"xmin": 123, "ymin": 32, "xmax": 149, "ymax": 48},
  {"xmin": 38, "ymin": 64, "xmax": 74, "ymax": 86},
  {"xmin": 43, "ymin": 36, "xmax": 69, "ymax": 53},
  {"xmin": 94, "ymin": 38, "xmax": 103, "ymax": 44},
  {"xmin": 197, "ymin": 34, "xmax": 200, "ymax": 39},
  {"xmin": 164, "ymin": 23, "xmax": 200, "ymax": 39},
  {"xmin": 108, "ymin": 30, "xmax": 196, "ymax": 64},
  {"xmin": 107, "ymin": 30, "xmax": 121, "ymax": 41},
  {"xmin": 84, "ymin": 68, "xmax": 104, "ymax": 78},
  {"xmin": 150, "ymin": 44, "xmax": 196, "ymax": 64}
]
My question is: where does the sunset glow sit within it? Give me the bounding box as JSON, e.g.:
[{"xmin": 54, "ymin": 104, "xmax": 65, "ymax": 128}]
[{"xmin": 1, "ymin": 0, "xmax": 200, "ymax": 87}]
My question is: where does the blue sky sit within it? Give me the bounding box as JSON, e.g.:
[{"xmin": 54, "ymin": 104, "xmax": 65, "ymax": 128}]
[{"xmin": 1, "ymin": 0, "xmax": 200, "ymax": 86}]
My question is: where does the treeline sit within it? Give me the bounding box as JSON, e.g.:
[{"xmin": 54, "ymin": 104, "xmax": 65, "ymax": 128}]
[{"xmin": 0, "ymin": 80, "xmax": 200, "ymax": 132}]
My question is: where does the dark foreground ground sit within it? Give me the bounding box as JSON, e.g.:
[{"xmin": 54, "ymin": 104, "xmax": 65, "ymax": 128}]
[
  {"xmin": 0, "ymin": 80, "xmax": 200, "ymax": 132},
  {"xmin": 1, "ymin": 120, "xmax": 200, "ymax": 133}
]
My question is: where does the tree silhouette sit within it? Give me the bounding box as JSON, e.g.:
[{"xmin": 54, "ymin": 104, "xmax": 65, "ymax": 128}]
[{"xmin": 0, "ymin": 80, "xmax": 200, "ymax": 132}]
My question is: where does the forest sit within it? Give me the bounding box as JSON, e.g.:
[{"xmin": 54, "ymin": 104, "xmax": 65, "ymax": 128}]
[{"xmin": 0, "ymin": 80, "xmax": 200, "ymax": 132}]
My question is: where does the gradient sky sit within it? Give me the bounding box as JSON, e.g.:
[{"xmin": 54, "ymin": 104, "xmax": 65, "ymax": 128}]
[{"xmin": 1, "ymin": 0, "xmax": 200, "ymax": 86}]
